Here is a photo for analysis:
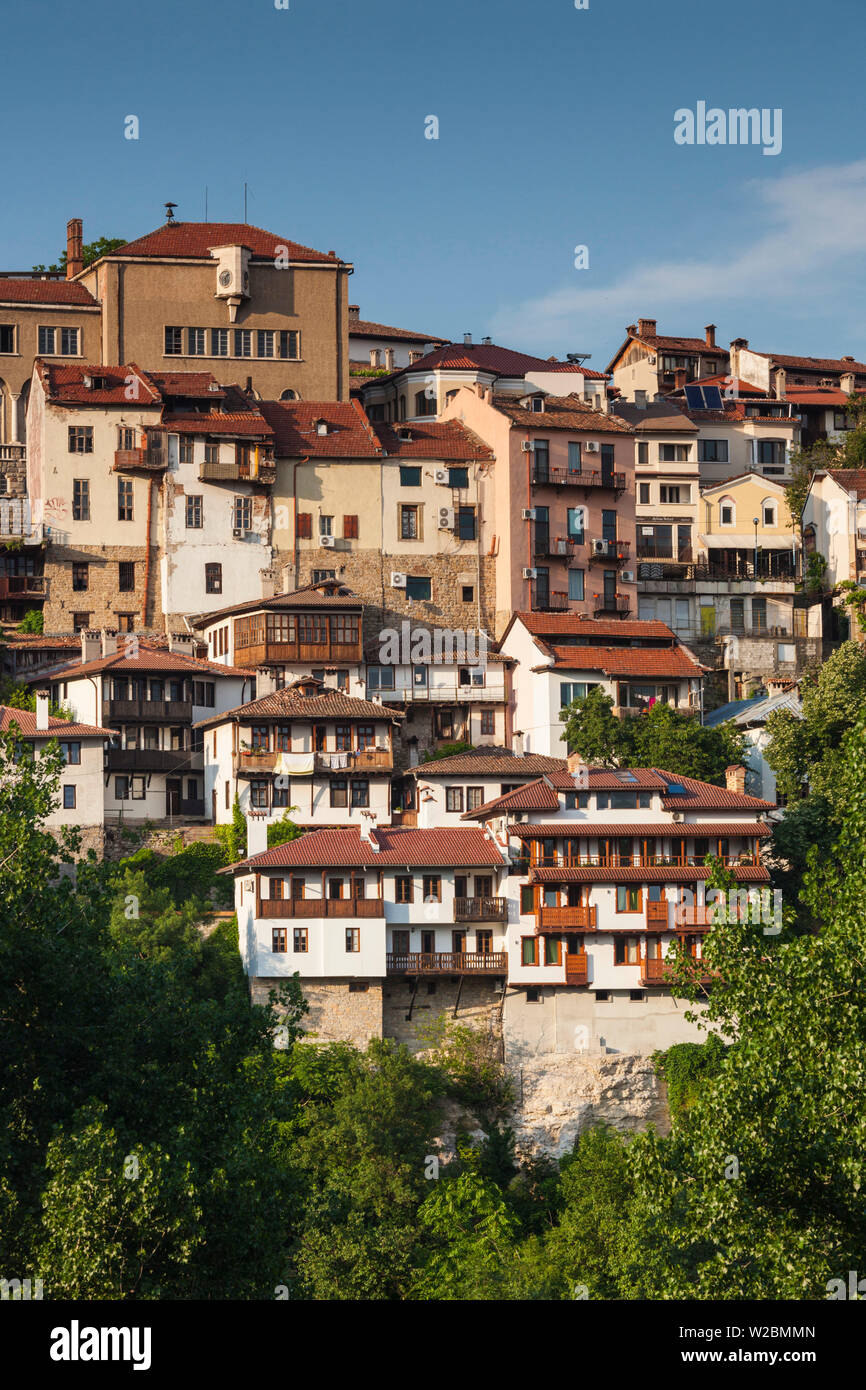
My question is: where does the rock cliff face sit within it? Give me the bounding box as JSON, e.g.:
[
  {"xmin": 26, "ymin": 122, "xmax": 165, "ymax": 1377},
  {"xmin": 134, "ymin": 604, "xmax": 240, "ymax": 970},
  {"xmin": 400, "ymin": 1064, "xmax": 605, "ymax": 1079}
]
[{"xmin": 509, "ymin": 1052, "xmax": 670, "ymax": 1157}]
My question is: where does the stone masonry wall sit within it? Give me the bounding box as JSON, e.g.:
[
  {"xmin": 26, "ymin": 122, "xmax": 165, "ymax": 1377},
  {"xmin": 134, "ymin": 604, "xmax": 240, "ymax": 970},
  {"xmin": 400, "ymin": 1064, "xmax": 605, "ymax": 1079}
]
[
  {"xmin": 43, "ymin": 544, "xmax": 163, "ymax": 632},
  {"xmin": 251, "ymin": 976, "xmax": 384, "ymax": 1045},
  {"xmin": 384, "ymin": 974, "xmax": 504, "ymax": 1051}
]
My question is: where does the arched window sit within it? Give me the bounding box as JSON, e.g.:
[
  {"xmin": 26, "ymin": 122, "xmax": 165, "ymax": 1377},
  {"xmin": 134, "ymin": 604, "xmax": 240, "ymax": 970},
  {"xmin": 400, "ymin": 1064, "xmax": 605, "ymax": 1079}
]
[
  {"xmin": 280, "ymin": 389, "xmax": 298, "ymax": 401},
  {"xmin": 761, "ymin": 498, "xmax": 777, "ymax": 527},
  {"xmin": 719, "ymin": 496, "xmax": 735, "ymax": 527}
]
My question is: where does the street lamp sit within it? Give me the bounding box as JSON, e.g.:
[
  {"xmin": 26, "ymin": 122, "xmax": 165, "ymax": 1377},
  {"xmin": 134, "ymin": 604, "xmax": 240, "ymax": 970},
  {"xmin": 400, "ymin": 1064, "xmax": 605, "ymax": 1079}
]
[{"xmin": 753, "ymin": 517, "xmax": 759, "ymax": 577}]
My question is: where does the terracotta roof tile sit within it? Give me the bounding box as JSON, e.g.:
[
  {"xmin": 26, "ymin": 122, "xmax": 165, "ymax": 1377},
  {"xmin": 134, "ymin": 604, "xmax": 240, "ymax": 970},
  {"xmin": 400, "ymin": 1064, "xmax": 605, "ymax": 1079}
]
[
  {"xmin": 259, "ymin": 400, "xmax": 381, "ymax": 457},
  {"xmin": 109, "ymin": 222, "xmax": 343, "ymax": 264},
  {"xmin": 548, "ymin": 644, "xmax": 703, "ymax": 677},
  {"xmin": 198, "ymin": 684, "xmax": 402, "ymax": 725},
  {"xmin": 0, "ymin": 279, "xmax": 98, "ymax": 306},
  {"xmin": 0, "ymin": 705, "xmax": 116, "ymax": 739},
  {"xmin": 372, "ymin": 419, "xmax": 494, "ymax": 460},
  {"xmin": 371, "ymin": 341, "xmax": 605, "ymax": 385},
  {"xmin": 40, "ymin": 642, "xmax": 248, "ymax": 681},
  {"xmin": 515, "ymin": 614, "xmax": 676, "ymax": 641},
  {"xmin": 493, "ymin": 394, "xmax": 632, "ymax": 434},
  {"xmin": 825, "ymin": 469, "xmax": 866, "ymax": 499},
  {"xmin": 512, "ymin": 821, "xmax": 770, "ymax": 838},
  {"xmin": 191, "ymin": 584, "xmax": 364, "ymax": 626},
  {"xmin": 37, "ymin": 362, "xmax": 161, "ymax": 407},
  {"xmin": 413, "ymin": 747, "xmax": 567, "ymax": 777},
  {"xmin": 237, "ymin": 825, "xmax": 506, "ymax": 870},
  {"xmin": 349, "ymin": 317, "xmax": 447, "ymax": 344}
]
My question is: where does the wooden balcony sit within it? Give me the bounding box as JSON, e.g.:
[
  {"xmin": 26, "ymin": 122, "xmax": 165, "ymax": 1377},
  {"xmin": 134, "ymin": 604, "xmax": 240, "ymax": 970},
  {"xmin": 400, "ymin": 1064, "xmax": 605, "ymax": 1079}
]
[
  {"xmin": 587, "ymin": 539, "xmax": 630, "ymax": 565},
  {"xmin": 199, "ymin": 459, "xmax": 275, "ymax": 484},
  {"xmin": 105, "ymin": 748, "xmax": 192, "ymax": 773},
  {"xmin": 103, "ymin": 699, "xmax": 192, "ymax": 722},
  {"xmin": 531, "ymin": 466, "xmax": 626, "ymax": 491},
  {"xmin": 258, "ymin": 898, "xmax": 385, "ymax": 918},
  {"xmin": 234, "ymin": 750, "xmax": 283, "ymax": 775},
  {"xmin": 537, "ymin": 904, "xmax": 597, "ymax": 930},
  {"xmin": 113, "ymin": 447, "xmax": 166, "ymax": 473},
  {"xmin": 387, "ymin": 951, "xmax": 507, "ymax": 975},
  {"xmin": 565, "ymin": 951, "xmax": 589, "ymax": 986},
  {"xmin": 640, "ymin": 955, "xmax": 714, "ymax": 986},
  {"xmin": 676, "ymin": 903, "xmax": 716, "ymax": 927},
  {"xmin": 0, "ymin": 575, "xmax": 45, "ymax": 600},
  {"xmin": 530, "ymin": 853, "xmax": 761, "ymax": 871},
  {"xmin": 315, "ymin": 747, "xmax": 393, "ymax": 773},
  {"xmin": 646, "ymin": 899, "xmax": 669, "ymax": 929},
  {"xmin": 453, "ymin": 896, "xmax": 508, "ymax": 922},
  {"xmin": 232, "ymin": 640, "xmax": 363, "ymax": 669}
]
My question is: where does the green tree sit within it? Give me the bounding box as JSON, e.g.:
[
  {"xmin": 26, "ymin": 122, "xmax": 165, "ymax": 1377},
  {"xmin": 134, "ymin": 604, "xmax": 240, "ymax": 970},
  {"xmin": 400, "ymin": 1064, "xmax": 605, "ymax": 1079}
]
[
  {"xmin": 561, "ymin": 688, "xmax": 746, "ymax": 783},
  {"xmin": 16, "ymin": 608, "xmax": 43, "ymax": 634},
  {"xmin": 267, "ymin": 808, "xmax": 303, "ymax": 848},
  {"xmin": 764, "ymin": 640, "xmax": 866, "ymax": 811},
  {"xmin": 32, "ymin": 235, "xmax": 126, "ymax": 275}
]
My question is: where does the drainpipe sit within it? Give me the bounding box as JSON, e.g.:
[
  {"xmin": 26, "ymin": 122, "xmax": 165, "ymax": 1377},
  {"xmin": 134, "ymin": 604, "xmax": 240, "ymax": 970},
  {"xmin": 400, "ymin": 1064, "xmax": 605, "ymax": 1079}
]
[{"xmin": 141, "ymin": 478, "xmax": 154, "ymax": 631}]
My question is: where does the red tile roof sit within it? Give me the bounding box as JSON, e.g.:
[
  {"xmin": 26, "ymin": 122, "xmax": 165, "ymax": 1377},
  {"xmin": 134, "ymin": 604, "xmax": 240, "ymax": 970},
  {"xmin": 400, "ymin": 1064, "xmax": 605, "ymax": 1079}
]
[
  {"xmin": 512, "ymin": 821, "xmax": 770, "ymax": 838},
  {"xmin": 547, "ymin": 644, "xmax": 703, "ymax": 677},
  {"xmin": 191, "ymin": 584, "xmax": 364, "ymax": 626},
  {"xmin": 372, "ymin": 341, "xmax": 606, "ymax": 384},
  {"xmin": 514, "ymin": 614, "xmax": 677, "ymax": 641},
  {"xmin": 493, "ymin": 394, "xmax": 632, "ymax": 434},
  {"xmin": 40, "ymin": 643, "xmax": 248, "ymax": 681},
  {"xmin": 259, "ymin": 400, "xmax": 381, "ymax": 457},
  {"xmin": 349, "ymin": 317, "xmax": 447, "ymax": 344},
  {"xmin": 529, "ymin": 865, "xmax": 769, "ymax": 883},
  {"xmin": 36, "ymin": 362, "xmax": 161, "ymax": 406},
  {"xmin": 638, "ymin": 333, "xmax": 728, "ymax": 356},
  {"xmin": 413, "ymin": 747, "xmax": 567, "ymax": 777},
  {"xmin": 373, "ymin": 419, "xmax": 494, "ymax": 460},
  {"xmin": 760, "ymin": 351, "xmax": 866, "ymax": 375},
  {"xmin": 236, "ymin": 825, "xmax": 506, "ymax": 870},
  {"xmin": 825, "ymin": 469, "xmax": 866, "ymax": 499},
  {"xmin": 167, "ymin": 411, "xmax": 273, "ymax": 438},
  {"xmin": 653, "ymin": 769, "xmax": 775, "ymax": 810},
  {"xmin": 462, "ymin": 780, "xmax": 562, "ymax": 817},
  {"xmin": 0, "ymin": 278, "xmax": 98, "ymax": 306},
  {"xmin": 197, "ymin": 684, "xmax": 402, "ymax": 725},
  {"xmin": 148, "ymin": 372, "xmax": 227, "ymax": 400},
  {"xmin": 109, "ymin": 222, "xmax": 343, "ymax": 264},
  {"xmin": 0, "ymin": 706, "xmax": 116, "ymax": 739}
]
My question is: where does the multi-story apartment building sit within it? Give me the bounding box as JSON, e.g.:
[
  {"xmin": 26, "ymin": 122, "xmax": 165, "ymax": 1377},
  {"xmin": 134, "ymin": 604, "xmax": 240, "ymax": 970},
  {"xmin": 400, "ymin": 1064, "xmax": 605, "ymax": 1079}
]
[
  {"xmin": 500, "ymin": 614, "xmax": 705, "ymax": 756},
  {"xmin": 0, "ymin": 690, "xmax": 116, "ymax": 852},
  {"xmin": 729, "ymin": 340, "xmax": 866, "ymax": 403},
  {"xmin": 667, "ymin": 385, "xmax": 799, "ymax": 484},
  {"xmin": 462, "ymin": 761, "xmax": 774, "ymax": 1056},
  {"xmin": 606, "ymin": 320, "xmax": 729, "ymax": 400},
  {"xmin": 359, "ymin": 337, "xmax": 608, "ymax": 424},
  {"xmin": 410, "ymin": 747, "xmax": 569, "ymax": 826},
  {"xmin": 38, "ymin": 631, "xmax": 252, "ymax": 821},
  {"xmin": 613, "ymin": 401, "xmax": 700, "ymax": 596},
  {"xmin": 26, "ymin": 362, "xmax": 276, "ymax": 630},
  {"xmin": 803, "ymin": 467, "xmax": 866, "ymax": 595},
  {"xmin": 441, "ymin": 385, "xmax": 636, "ymax": 636},
  {"xmin": 199, "ymin": 675, "xmax": 401, "ymax": 829},
  {"xmin": 230, "ymin": 821, "xmax": 509, "ymax": 1044},
  {"xmin": 260, "ymin": 399, "xmax": 498, "ymax": 630}
]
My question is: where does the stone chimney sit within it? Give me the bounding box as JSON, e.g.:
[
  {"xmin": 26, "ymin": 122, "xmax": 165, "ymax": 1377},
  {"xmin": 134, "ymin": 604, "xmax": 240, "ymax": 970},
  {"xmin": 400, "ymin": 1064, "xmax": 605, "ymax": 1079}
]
[
  {"xmin": 637, "ymin": 318, "xmax": 657, "ymax": 339},
  {"xmin": 774, "ymin": 367, "xmax": 787, "ymax": 400},
  {"xmin": 245, "ymin": 814, "xmax": 268, "ymax": 858},
  {"xmin": 841, "ymin": 371, "xmax": 855, "ymax": 395},
  {"xmin": 100, "ymin": 628, "xmax": 118, "ymax": 657},
  {"xmin": 168, "ymin": 632, "xmax": 193, "ymax": 655},
  {"xmin": 80, "ymin": 630, "xmax": 101, "ymax": 663},
  {"xmin": 66, "ymin": 218, "xmax": 83, "ymax": 280},
  {"xmin": 725, "ymin": 764, "xmax": 746, "ymax": 795},
  {"xmin": 384, "ymin": 348, "xmax": 395, "ymax": 372},
  {"xmin": 35, "ymin": 689, "xmax": 51, "ymax": 732},
  {"xmin": 348, "ymin": 304, "xmax": 360, "ymax": 322},
  {"xmin": 729, "ymin": 338, "xmax": 748, "ymax": 378},
  {"xmin": 674, "ymin": 368, "xmax": 687, "ymax": 391},
  {"xmin": 369, "ymin": 348, "xmax": 381, "ymax": 368},
  {"xmin": 566, "ymin": 751, "xmax": 589, "ymax": 790},
  {"xmin": 705, "ymin": 324, "xmax": 716, "ymax": 348}
]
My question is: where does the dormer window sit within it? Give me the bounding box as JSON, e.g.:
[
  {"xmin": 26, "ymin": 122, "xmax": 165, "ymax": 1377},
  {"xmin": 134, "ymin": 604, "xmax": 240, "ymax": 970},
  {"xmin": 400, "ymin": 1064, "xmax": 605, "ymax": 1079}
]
[
  {"xmin": 531, "ymin": 396, "xmax": 545, "ymax": 413},
  {"xmin": 314, "ymin": 418, "xmax": 329, "ymax": 436}
]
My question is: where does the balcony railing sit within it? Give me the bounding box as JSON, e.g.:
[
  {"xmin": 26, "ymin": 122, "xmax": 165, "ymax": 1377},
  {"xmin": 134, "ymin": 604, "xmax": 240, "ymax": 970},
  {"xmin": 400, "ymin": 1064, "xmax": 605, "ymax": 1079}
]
[
  {"xmin": 537, "ymin": 904, "xmax": 598, "ymax": 930},
  {"xmin": 105, "ymin": 748, "xmax": 193, "ymax": 773},
  {"xmin": 530, "ymin": 853, "xmax": 761, "ymax": 870},
  {"xmin": 530, "ymin": 584, "xmax": 569, "ymax": 612},
  {"xmin": 0, "ymin": 444, "xmax": 26, "ymax": 464},
  {"xmin": 259, "ymin": 898, "xmax": 385, "ymax": 918},
  {"xmin": 533, "ymin": 536, "xmax": 583, "ymax": 562},
  {"xmin": 592, "ymin": 593, "xmax": 631, "ymax": 615},
  {"xmin": 315, "ymin": 747, "xmax": 393, "ymax": 772},
  {"xmin": 531, "ymin": 466, "xmax": 625, "ymax": 491},
  {"xmin": 103, "ymin": 699, "xmax": 192, "ymax": 722},
  {"xmin": 564, "ymin": 951, "xmax": 589, "ymax": 986},
  {"xmin": 587, "ymin": 539, "xmax": 630, "ymax": 564},
  {"xmin": 199, "ymin": 459, "xmax": 275, "ymax": 484},
  {"xmin": 232, "ymin": 639, "xmax": 363, "ymax": 669},
  {"xmin": 113, "ymin": 446, "xmax": 166, "ymax": 472},
  {"xmin": 646, "ymin": 900, "xmax": 669, "ymax": 928},
  {"xmin": 453, "ymin": 896, "xmax": 508, "ymax": 921},
  {"xmin": 0, "ymin": 575, "xmax": 45, "ymax": 599},
  {"xmin": 386, "ymin": 951, "xmax": 507, "ymax": 975},
  {"xmin": 640, "ymin": 955, "xmax": 714, "ymax": 986}
]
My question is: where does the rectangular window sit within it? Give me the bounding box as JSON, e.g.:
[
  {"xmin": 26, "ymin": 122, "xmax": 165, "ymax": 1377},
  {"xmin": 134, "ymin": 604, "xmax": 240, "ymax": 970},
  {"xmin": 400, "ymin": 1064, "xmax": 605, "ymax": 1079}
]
[
  {"xmin": 117, "ymin": 477, "xmax": 134, "ymax": 521},
  {"xmin": 330, "ymin": 779, "xmax": 348, "ymax": 807},
  {"xmin": 186, "ymin": 495, "xmax": 203, "ymax": 528},
  {"xmin": 343, "ymin": 514, "xmax": 359, "ymax": 539},
  {"xmin": 62, "ymin": 785, "xmax": 76, "ymax": 809},
  {"xmin": 638, "ymin": 482, "xmax": 650, "ymax": 504},
  {"xmin": 187, "ymin": 327, "xmax": 206, "ymax": 356},
  {"xmin": 233, "ymin": 496, "xmax": 253, "ymax": 531},
  {"xmin": 211, "ymin": 328, "xmax": 229, "ymax": 356},
  {"xmin": 637, "ymin": 441, "xmax": 649, "ymax": 465},
  {"xmin": 567, "ymin": 507, "xmax": 585, "ymax": 541},
  {"xmin": 614, "ymin": 936, "xmax": 640, "ymax": 965},
  {"xmin": 38, "ymin": 326, "xmax": 57, "ymax": 354},
  {"xmin": 72, "ymin": 479, "xmax": 90, "ymax": 521},
  {"xmin": 296, "ymin": 512, "xmax": 312, "ymax": 539},
  {"xmin": 118, "ymin": 561, "xmax": 135, "ymax": 592},
  {"xmin": 351, "ymin": 780, "xmax": 370, "ymax": 808},
  {"xmin": 659, "ymin": 444, "xmax": 690, "ymax": 462},
  {"xmin": 395, "ymin": 876, "xmax": 413, "ymax": 903},
  {"xmin": 698, "ymin": 439, "xmax": 728, "ymax": 462},
  {"xmin": 480, "ymin": 710, "xmax": 494, "ymax": 735},
  {"xmin": 521, "ymin": 936, "xmax": 538, "ymax": 966},
  {"xmin": 72, "ymin": 612, "xmax": 91, "ymax": 632},
  {"xmin": 0, "ymin": 325, "xmax": 15, "ymax": 353},
  {"xmin": 60, "ymin": 327, "xmax": 79, "ymax": 355},
  {"xmin": 400, "ymin": 504, "xmax": 419, "ymax": 538},
  {"xmin": 205, "ymin": 563, "xmax": 222, "ymax": 594},
  {"xmin": 448, "ymin": 466, "xmax": 469, "ymax": 488},
  {"xmin": 466, "ymin": 785, "xmax": 484, "ymax": 811},
  {"xmin": 520, "ymin": 885, "xmax": 535, "ymax": 914},
  {"xmin": 115, "ymin": 776, "xmax": 130, "ymax": 801},
  {"xmin": 59, "ymin": 741, "xmax": 81, "ymax": 765},
  {"xmin": 234, "ymin": 329, "xmax": 252, "ymax": 358},
  {"xmin": 446, "ymin": 786, "xmax": 464, "ymax": 813},
  {"xmin": 405, "ymin": 575, "xmax": 431, "ymax": 600},
  {"xmin": 250, "ymin": 780, "xmax": 269, "ymax": 809},
  {"xmin": 567, "ymin": 440, "xmax": 581, "ymax": 474},
  {"xmin": 164, "ymin": 326, "xmax": 183, "ymax": 355},
  {"xmin": 660, "ymin": 484, "xmax": 689, "ymax": 504},
  {"xmin": 257, "ymin": 330, "xmax": 275, "ymax": 358},
  {"xmin": 616, "ymin": 885, "xmax": 641, "ymax": 912},
  {"xmin": 423, "ymin": 875, "xmax": 442, "ymax": 902},
  {"xmin": 68, "ymin": 426, "xmax": 93, "ymax": 454},
  {"xmin": 319, "ymin": 515, "xmax": 333, "ymax": 536},
  {"xmin": 72, "ymin": 562, "xmax": 88, "ymax": 591},
  {"xmin": 293, "ymin": 927, "xmax": 308, "ymax": 953},
  {"xmin": 457, "ymin": 505, "xmax": 476, "ymax": 541},
  {"xmin": 568, "ymin": 569, "xmax": 585, "ymax": 601},
  {"xmin": 272, "ymin": 929, "xmax": 288, "ymax": 954},
  {"xmin": 345, "ymin": 928, "xmax": 360, "ymax": 953},
  {"xmin": 399, "ymin": 465, "xmax": 422, "ymax": 487},
  {"xmin": 279, "ymin": 330, "xmax": 299, "ymax": 360}
]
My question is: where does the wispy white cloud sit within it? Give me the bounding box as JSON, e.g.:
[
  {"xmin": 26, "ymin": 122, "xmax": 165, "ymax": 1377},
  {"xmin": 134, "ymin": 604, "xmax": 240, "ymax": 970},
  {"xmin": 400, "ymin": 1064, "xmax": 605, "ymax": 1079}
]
[{"xmin": 490, "ymin": 161, "xmax": 866, "ymax": 354}]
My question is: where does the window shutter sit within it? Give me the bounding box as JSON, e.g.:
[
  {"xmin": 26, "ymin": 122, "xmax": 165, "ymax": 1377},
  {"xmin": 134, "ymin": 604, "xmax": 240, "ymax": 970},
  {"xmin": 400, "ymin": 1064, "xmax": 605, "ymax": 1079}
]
[
  {"xmin": 343, "ymin": 514, "xmax": 359, "ymax": 539},
  {"xmin": 297, "ymin": 512, "xmax": 312, "ymax": 538}
]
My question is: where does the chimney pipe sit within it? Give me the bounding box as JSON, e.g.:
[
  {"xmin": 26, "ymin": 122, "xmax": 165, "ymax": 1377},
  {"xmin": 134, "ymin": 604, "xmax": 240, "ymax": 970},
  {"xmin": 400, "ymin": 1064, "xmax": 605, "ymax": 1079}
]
[
  {"xmin": 35, "ymin": 689, "xmax": 51, "ymax": 732},
  {"xmin": 637, "ymin": 318, "xmax": 657, "ymax": 339},
  {"xmin": 705, "ymin": 324, "xmax": 716, "ymax": 348},
  {"xmin": 348, "ymin": 304, "xmax": 360, "ymax": 321},
  {"xmin": 66, "ymin": 218, "xmax": 83, "ymax": 280},
  {"xmin": 463, "ymin": 333, "xmax": 473, "ymax": 346},
  {"xmin": 725, "ymin": 764, "xmax": 746, "ymax": 795},
  {"xmin": 101, "ymin": 628, "xmax": 118, "ymax": 658}
]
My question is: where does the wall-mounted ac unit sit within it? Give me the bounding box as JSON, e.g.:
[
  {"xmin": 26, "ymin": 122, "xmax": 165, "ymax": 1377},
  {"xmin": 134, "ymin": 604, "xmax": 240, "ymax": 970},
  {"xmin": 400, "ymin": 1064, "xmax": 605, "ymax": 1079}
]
[
  {"xmin": 522, "ymin": 568, "xmax": 538, "ymax": 580},
  {"xmin": 434, "ymin": 469, "xmax": 449, "ymax": 484},
  {"xmin": 521, "ymin": 441, "xmax": 535, "ymax": 453},
  {"xmin": 438, "ymin": 507, "xmax": 455, "ymax": 530},
  {"xmin": 391, "ymin": 572, "xmax": 407, "ymax": 588},
  {"xmin": 621, "ymin": 570, "xmax": 635, "ymax": 582},
  {"xmin": 320, "ymin": 534, "xmax": 336, "ymax": 548},
  {"xmin": 592, "ymin": 539, "xmax": 608, "ymax": 555},
  {"xmin": 585, "ymin": 441, "xmax": 600, "ymax": 453},
  {"xmin": 521, "ymin": 508, "xmax": 537, "ymax": 520},
  {"xmin": 671, "ymin": 811, "xmax": 684, "ymax": 822}
]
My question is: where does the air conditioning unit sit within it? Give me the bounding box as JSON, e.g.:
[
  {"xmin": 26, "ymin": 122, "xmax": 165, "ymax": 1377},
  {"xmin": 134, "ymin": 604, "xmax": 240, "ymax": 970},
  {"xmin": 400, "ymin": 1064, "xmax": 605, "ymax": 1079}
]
[
  {"xmin": 320, "ymin": 534, "xmax": 336, "ymax": 548},
  {"xmin": 391, "ymin": 571, "xmax": 407, "ymax": 588},
  {"xmin": 592, "ymin": 539, "xmax": 608, "ymax": 555},
  {"xmin": 438, "ymin": 507, "xmax": 455, "ymax": 530},
  {"xmin": 521, "ymin": 441, "xmax": 535, "ymax": 453},
  {"xmin": 671, "ymin": 811, "xmax": 684, "ymax": 822},
  {"xmin": 521, "ymin": 508, "xmax": 537, "ymax": 521},
  {"xmin": 585, "ymin": 441, "xmax": 600, "ymax": 453},
  {"xmin": 621, "ymin": 570, "xmax": 635, "ymax": 582},
  {"xmin": 522, "ymin": 568, "xmax": 538, "ymax": 580},
  {"xmin": 434, "ymin": 469, "xmax": 449, "ymax": 484}
]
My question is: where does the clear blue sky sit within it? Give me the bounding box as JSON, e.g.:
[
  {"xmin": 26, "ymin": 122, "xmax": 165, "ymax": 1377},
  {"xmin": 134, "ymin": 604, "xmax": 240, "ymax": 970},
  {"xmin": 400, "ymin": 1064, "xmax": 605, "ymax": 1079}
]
[{"xmin": 4, "ymin": 0, "xmax": 866, "ymax": 369}]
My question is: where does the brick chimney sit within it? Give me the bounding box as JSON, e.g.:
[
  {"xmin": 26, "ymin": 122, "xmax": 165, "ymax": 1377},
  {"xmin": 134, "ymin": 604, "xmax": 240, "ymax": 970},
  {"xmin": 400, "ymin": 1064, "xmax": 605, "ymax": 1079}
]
[
  {"xmin": 348, "ymin": 304, "xmax": 360, "ymax": 322},
  {"xmin": 705, "ymin": 324, "xmax": 716, "ymax": 348},
  {"xmin": 66, "ymin": 218, "xmax": 83, "ymax": 280},
  {"xmin": 168, "ymin": 632, "xmax": 193, "ymax": 655},
  {"xmin": 567, "ymin": 751, "xmax": 589, "ymax": 789},
  {"xmin": 35, "ymin": 689, "xmax": 51, "ymax": 732},
  {"xmin": 674, "ymin": 368, "xmax": 687, "ymax": 391},
  {"xmin": 725, "ymin": 764, "xmax": 746, "ymax": 795},
  {"xmin": 637, "ymin": 318, "xmax": 657, "ymax": 339}
]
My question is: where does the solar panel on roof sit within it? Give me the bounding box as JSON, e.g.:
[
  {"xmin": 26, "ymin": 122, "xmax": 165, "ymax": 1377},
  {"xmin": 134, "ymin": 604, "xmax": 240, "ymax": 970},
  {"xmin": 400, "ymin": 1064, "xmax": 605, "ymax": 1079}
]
[
  {"xmin": 666, "ymin": 781, "xmax": 686, "ymax": 794},
  {"xmin": 703, "ymin": 385, "xmax": 723, "ymax": 410},
  {"xmin": 684, "ymin": 384, "xmax": 705, "ymax": 409}
]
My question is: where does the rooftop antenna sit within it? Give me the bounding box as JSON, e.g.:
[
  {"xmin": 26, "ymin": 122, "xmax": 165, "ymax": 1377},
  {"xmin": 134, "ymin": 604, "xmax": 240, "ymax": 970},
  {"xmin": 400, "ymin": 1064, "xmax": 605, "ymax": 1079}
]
[
  {"xmin": 566, "ymin": 352, "xmax": 591, "ymax": 364},
  {"xmin": 243, "ymin": 182, "xmax": 254, "ymax": 223},
  {"xmin": 204, "ymin": 186, "xmax": 208, "ymax": 221},
  {"xmin": 164, "ymin": 202, "xmax": 178, "ymax": 224}
]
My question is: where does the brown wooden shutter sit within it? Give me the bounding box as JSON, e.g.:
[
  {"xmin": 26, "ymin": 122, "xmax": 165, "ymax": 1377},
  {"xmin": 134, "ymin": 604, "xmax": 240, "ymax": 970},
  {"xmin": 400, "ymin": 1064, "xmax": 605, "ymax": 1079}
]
[
  {"xmin": 343, "ymin": 514, "xmax": 359, "ymax": 539},
  {"xmin": 296, "ymin": 512, "xmax": 312, "ymax": 538}
]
